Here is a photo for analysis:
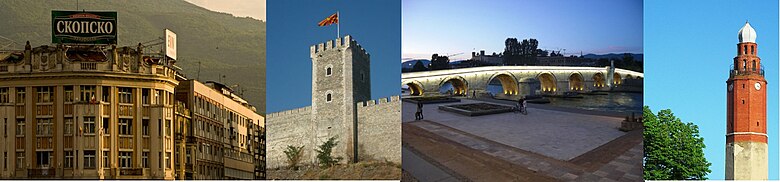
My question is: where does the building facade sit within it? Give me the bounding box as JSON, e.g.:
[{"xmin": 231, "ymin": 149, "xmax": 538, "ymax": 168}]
[
  {"xmin": 267, "ymin": 35, "xmax": 401, "ymax": 169},
  {"xmin": 175, "ymin": 80, "xmax": 264, "ymax": 180},
  {"xmin": 726, "ymin": 22, "xmax": 768, "ymax": 180},
  {"xmin": 0, "ymin": 42, "xmax": 178, "ymax": 179}
]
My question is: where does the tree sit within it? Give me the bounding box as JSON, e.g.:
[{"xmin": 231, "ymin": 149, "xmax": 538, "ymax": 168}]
[
  {"xmin": 643, "ymin": 106, "xmax": 711, "ymax": 180},
  {"xmin": 429, "ymin": 54, "xmax": 450, "ymax": 70},
  {"xmin": 316, "ymin": 136, "xmax": 343, "ymax": 168},
  {"xmin": 284, "ymin": 145, "xmax": 305, "ymax": 170}
]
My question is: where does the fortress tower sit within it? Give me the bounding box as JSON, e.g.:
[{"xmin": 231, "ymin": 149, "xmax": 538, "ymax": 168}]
[
  {"xmin": 726, "ymin": 22, "xmax": 768, "ymax": 180},
  {"xmin": 310, "ymin": 35, "xmax": 371, "ymax": 162}
]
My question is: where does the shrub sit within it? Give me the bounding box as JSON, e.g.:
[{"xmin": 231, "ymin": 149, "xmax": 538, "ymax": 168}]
[
  {"xmin": 284, "ymin": 145, "xmax": 305, "ymax": 170},
  {"xmin": 316, "ymin": 136, "xmax": 343, "ymax": 168}
]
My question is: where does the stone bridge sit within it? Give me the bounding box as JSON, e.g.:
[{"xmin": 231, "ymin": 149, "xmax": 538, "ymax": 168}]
[{"xmin": 401, "ymin": 66, "xmax": 643, "ymax": 96}]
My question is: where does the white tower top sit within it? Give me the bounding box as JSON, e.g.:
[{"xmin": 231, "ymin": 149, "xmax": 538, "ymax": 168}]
[{"xmin": 738, "ymin": 22, "xmax": 757, "ymax": 43}]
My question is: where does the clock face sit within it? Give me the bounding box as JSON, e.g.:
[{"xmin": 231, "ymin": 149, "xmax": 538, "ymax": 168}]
[
  {"xmin": 755, "ymin": 82, "xmax": 761, "ymax": 90},
  {"xmin": 728, "ymin": 84, "xmax": 733, "ymax": 91}
]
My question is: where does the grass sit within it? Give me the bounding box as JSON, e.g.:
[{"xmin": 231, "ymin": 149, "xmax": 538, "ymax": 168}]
[{"xmin": 267, "ymin": 161, "xmax": 401, "ymax": 180}]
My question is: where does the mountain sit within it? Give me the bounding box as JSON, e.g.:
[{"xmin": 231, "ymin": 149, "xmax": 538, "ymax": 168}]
[
  {"xmin": 582, "ymin": 53, "xmax": 643, "ymax": 61},
  {"xmin": 0, "ymin": 0, "xmax": 266, "ymax": 114}
]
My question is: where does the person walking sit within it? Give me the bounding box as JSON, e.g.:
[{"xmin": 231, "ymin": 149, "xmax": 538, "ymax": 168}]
[{"xmin": 415, "ymin": 102, "xmax": 424, "ymax": 120}]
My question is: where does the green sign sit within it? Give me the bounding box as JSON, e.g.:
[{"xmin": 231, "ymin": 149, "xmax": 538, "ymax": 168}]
[{"xmin": 51, "ymin": 10, "xmax": 117, "ymax": 44}]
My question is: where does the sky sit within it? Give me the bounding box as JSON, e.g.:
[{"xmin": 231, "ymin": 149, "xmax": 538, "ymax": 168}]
[
  {"xmin": 266, "ymin": 0, "xmax": 400, "ymax": 113},
  {"xmin": 402, "ymin": 0, "xmax": 643, "ymax": 60},
  {"xmin": 185, "ymin": 0, "xmax": 265, "ymax": 21},
  {"xmin": 645, "ymin": 0, "xmax": 779, "ymax": 180}
]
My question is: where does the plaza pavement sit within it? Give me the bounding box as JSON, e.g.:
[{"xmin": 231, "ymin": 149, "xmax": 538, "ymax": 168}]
[{"xmin": 401, "ymin": 98, "xmax": 643, "ymax": 181}]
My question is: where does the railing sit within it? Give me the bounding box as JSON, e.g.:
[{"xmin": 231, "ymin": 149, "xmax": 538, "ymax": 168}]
[
  {"xmin": 120, "ymin": 168, "xmax": 144, "ymax": 176},
  {"xmin": 36, "ymin": 105, "xmax": 53, "ymax": 116},
  {"xmin": 103, "ymin": 136, "xmax": 111, "ymax": 149},
  {"xmin": 28, "ymin": 168, "xmax": 56, "ymax": 177},
  {"xmin": 15, "ymin": 105, "xmax": 25, "ymax": 117},
  {"xmin": 102, "ymin": 103, "xmax": 110, "ymax": 116},
  {"xmin": 143, "ymin": 137, "xmax": 150, "ymax": 150},
  {"xmin": 119, "ymin": 137, "xmax": 133, "ymax": 149},
  {"xmin": 142, "ymin": 106, "xmax": 150, "ymax": 117},
  {"xmin": 64, "ymin": 104, "xmax": 74, "ymax": 115},
  {"xmin": 118, "ymin": 104, "xmax": 133, "ymax": 117},
  {"xmin": 81, "ymin": 63, "xmax": 97, "ymax": 70},
  {"xmin": 729, "ymin": 65, "xmax": 765, "ymax": 77}
]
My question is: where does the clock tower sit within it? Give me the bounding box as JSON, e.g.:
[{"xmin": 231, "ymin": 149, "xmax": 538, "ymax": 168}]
[{"xmin": 726, "ymin": 22, "xmax": 768, "ymax": 180}]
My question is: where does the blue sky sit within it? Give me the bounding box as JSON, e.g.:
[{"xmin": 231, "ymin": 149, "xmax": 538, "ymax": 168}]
[
  {"xmin": 645, "ymin": 0, "xmax": 778, "ymax": 180},
  {"xmin": 402, "ymin": 0, "xmax": 643, "ymax": 60},
  {"xmin": 266, "ymin": 0, "xmax": 400, "ymax": 113}
]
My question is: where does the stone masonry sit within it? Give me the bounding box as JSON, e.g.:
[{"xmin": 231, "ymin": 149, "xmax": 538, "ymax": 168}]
[{"xmin": 266, "ymin": 35, "xmax": 401, "ymax": 169}]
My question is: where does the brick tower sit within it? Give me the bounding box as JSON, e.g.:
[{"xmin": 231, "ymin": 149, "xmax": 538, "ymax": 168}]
[{"xmin": 726, "ymin": 22, "xmax": 768, "ymax": 180}]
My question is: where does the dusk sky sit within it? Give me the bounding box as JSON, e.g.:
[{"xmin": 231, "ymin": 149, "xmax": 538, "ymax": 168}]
[
  {"xmin": 645, "ymin": 0, "xmax": 778, "ymax": 179},
  {"xmin": 402, "ymin": 0, "xmax": 642, "ymax": 60}
]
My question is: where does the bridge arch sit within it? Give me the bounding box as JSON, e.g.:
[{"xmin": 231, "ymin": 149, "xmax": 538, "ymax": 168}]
[
  {"xmin": 537, "ymin": 72, "xmax": 557, "ymax": 93},
  {"xmin": 439, "ymin": 76, "xmax": 469, "ymax": 96},
  {"xmin": 487, "ymin": 72, "xmax": 519, "ymax": 95},
  {"xmin": 613, "ymin": 73, "xmax": 623, "ymax": 85},
  {"xmin": 592, "ymin": 72, "xmax": 606, "ymax": 88},
  {"xmin": 402, "ymin": 80, "xmax": 425, "ymax": 96},
  {"xmin": 569, "ymin": 72, "xmax": 584, "ymax": 91}
]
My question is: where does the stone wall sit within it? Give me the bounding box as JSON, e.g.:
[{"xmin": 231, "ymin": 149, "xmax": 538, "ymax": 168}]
[
  {"xmin": 265, "ymin": 106, "xmax": 313, "ymax": 169},
  {"xmin": 356, "ymin": 95, "xmax": 402, "ymax": 164},
  {"xmin": 726, "ymin": 141, "xmax": 768, "ymax": 180}
]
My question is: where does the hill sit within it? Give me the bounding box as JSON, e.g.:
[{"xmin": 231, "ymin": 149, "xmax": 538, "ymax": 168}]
[{"xmin": 0, "ymin": 0, "xmax": 266, "ymax": 114}]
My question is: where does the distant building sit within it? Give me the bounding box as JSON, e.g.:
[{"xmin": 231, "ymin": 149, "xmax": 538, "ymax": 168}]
[
  {"xmin": 174, "ymin": 80, "xmax": 264, "ymax": 180},
  {"xmin": 470, "ymin": 50, "xmax": 502, "ymax": 65}
]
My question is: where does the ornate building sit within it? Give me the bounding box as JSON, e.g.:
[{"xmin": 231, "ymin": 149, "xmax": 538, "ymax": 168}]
[
  {"xmin": 726, "ymin": 22, "xmax": 768, "ymax": 180},
  {"xmin": 0, "ymin": 42, "xmax": 179, "ymax": 179}
]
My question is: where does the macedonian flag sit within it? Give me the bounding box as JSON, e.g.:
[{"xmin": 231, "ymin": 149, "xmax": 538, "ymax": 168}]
[{"xmin": 318, "ymin": 12, "xmax": 338, "ymax": 26}]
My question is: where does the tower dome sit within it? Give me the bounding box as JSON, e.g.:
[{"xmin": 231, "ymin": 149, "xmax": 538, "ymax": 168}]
[{"xmin": 738, "ymin": 22, "xmax": 757, "ymax": 43}]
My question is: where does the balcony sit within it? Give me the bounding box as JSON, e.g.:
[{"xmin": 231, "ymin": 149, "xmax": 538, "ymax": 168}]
[
  {"xmin": 118, "ymin": 104, "xmax": 133, "ymax": 117},
  {"xmin": 102, "ymin": 103, "xmax": 110, "ymax": 116},
  {"xmin": 120, "ymin": 168, "xmax": 144, "ymax": 176},
  {"xmin": 729, "ymin": 65, "xmax": 765, "ymax": 77},
  {"xmin": 28, "ymin": 168, "xmax": 56, "ymax": 178}
]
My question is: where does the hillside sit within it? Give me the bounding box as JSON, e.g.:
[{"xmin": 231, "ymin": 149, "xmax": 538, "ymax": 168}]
[{"xmin": 0, "ymin": 0, "xmax": 266, "ymax": 114}]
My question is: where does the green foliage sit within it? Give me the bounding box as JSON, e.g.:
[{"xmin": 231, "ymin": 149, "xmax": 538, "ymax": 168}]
[
  {"xmin": 0, "ymin": 0, "xmax": 266, "ymax": 112},
  {"xmin": 284, "ymin": 145, "xmax": 305, "ymax": 170},
  {"xmin": 316, "ymin": 136, "xmax": 343, "ymax": 168},
  {"xmin": 643, "ymin": 106, "xmax": 711, "ymax": 180},
  {"xmin": 411, "ymin": 60, "xmax": 428, "ymax": 72}
]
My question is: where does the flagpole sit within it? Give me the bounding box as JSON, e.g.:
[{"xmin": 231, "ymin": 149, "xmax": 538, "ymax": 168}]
[{"xmin": 337, "ymin": 11, "xmax": 340, "ymax": 39}]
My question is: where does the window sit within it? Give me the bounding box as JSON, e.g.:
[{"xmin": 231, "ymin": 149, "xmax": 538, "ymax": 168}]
[
  {"xmin": 118, "ymin": 87, "xmax": 133, "ymax": 104},
  {"xmin": 103, "ymin": 118, "xmax": 110, "ymax": 134},
  {"xmin": 64, "ymin": 118, "xmax": 73, "ymax": 135},
  {"xmin": 326, "ymin": 67, "xmax": 332, "ymax": 76},
  {"xmin": 16, "ymin": 152, "xmax": 24, "ymax": 169},
  {"xmin": 64, "ymin": 86, "xmax": 74, "ymax": 102},
  {"xmin": 103, "ymin": 151, "xmax": 110, "ymax": 168},
  {"xmin": 119, "ymin": 119, "xmax": 132, "ymax": 135},
  {"xmin": 743, "ymin": 45, "xmax": 747, "ymax": 54},
  {"xmin": 15, "ymin": 87, "xmax": 25, "ymax": 104},
  {"xmin": 102, "ymin": 86, "xmax": 110, "ymax": 102},
  {"xmin": 83, "ymin": 117, "xmax": 95, "ymax": 134},
  {"xmin": 36, "ymin": 118, "xmax": 53, "ymax": 136},
  {"xmin": 0, "ymin": 88, "xmax": 8, "ymax": 103},
  {"xmin": 326, "ymin": 93, "xmax": 332, "ymax": 102},
  {"xmin": 84, "ymin": 150, "xmax": 95, "ymax": 168},
  {"xmin": 166, "ymin": 152, "xmax": 171, "ymax": 169},
  {"xmin": 742, "ymin": 60, "xmax": 747, "ymax": 71},
  {"xmin": 36, "ymin": 151, "xmax": 50, "ymax": 168},
  {"xmin": 142, "ymin": 152, "xmax": 149, "ymax": 168},
  {"xmin": 166, "ymin": 120, "xmax": 172, "ymax": 136},
  {"xmin": 753, "ymin": 60, "xmax": 757, "ymax": 71},
  {"xmin": 36, "ymin": 86, "xmax": 54, "ymax": 103},
  {"xmin": 3, "ymin": 152, "xmax": 6, "ymax": 169},
  {"xmin": 142, "ymin": 119, "xmax": 149, "ymax": 136},
  {"xmin": 142, "ymin": 89, "xmax": 150, "ymax": 105},
  {"xmin": 119, "ymin": 152, "xmax": 132, "ymax": 168},
  {"xmin": 4, "ymin": 118, "xmax": 6, "ymax": 137},
  {"xmin": 16, "ymin": 119, "xmax": 24, "ymax": 136},
  {"xmin": 79, "ymin": 86, "xmax": 95, "ymax": 102},
  {"xmin": 64, "ymin": 151, "xmax": 73, "ymax": 168}
]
